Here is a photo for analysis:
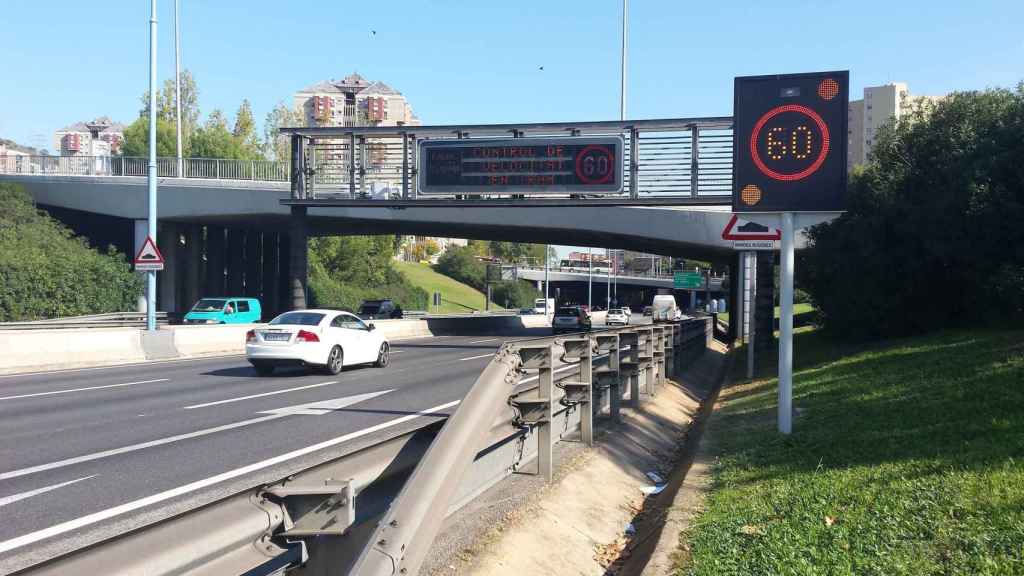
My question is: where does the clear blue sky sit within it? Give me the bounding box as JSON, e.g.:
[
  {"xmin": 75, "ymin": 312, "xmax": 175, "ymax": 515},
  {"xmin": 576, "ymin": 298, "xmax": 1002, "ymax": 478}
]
[{"xmin": 1, "ymin": 0, "xmax": 1021, "ymax": 150}]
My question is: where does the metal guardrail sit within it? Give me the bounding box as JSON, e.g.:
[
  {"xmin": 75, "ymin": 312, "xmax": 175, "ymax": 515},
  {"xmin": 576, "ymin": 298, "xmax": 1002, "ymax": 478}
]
[
  {"xmin": 0, "ymin": 155, "xmax": 289, "ymax": 182},
  {"xmin": 0, "ymin": 312, "xmax": 169, "ymax": 330},
  {"xmin": 14, "ymin": 318, "xmax": 711, "ymax": 576}
]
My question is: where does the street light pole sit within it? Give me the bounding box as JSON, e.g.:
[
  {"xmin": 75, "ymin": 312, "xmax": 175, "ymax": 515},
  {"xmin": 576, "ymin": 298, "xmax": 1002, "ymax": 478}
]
[
  {"xmin": 587, "ymin": 247, "xmax": 593, "ymax": 311},
  {"xmin": 606, "ymin": 248, "xmax": 611, "ymax": 310},
  {"xmin": 544, "ymin": 244, "xmax": 550, "ymax": 317},
  {"xmin": 620, "ymin": 0, "xmax": 628, "ymax": 121},
  {"xmin": 174, "ymin": 0, "xmax": 183, "ymax": 178},
  {"xmin": 146, "ymin": 0, "xmax": 158, "ymax": 331}
]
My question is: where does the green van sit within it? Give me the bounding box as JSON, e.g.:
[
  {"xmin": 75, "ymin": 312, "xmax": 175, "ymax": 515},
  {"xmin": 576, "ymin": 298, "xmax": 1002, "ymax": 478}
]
[{"xmin": 184, "ymin": 298, "xmax": 262, "ymax": 324}]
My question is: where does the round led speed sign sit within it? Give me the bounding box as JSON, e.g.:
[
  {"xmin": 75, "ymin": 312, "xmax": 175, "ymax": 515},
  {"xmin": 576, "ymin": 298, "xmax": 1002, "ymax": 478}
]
[
  {"xmin": 749, "ymin": 104, "xmax": 830, "ymax": 182},
  {"xmin": 732, "ymin": 71, "xmax": 849, "ymax": 213}
]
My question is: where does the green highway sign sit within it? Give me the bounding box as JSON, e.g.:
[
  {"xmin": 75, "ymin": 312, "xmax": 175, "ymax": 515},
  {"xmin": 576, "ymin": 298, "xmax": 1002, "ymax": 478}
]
[{"xmin": 674, "ymin": 271, "xmax": 704, "ymax": 289}]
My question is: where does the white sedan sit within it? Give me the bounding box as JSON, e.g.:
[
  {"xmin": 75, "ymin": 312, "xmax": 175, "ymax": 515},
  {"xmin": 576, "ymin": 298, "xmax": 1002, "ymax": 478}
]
[
  {"xmin": 245, "ymin": 309, "xmax": 390, "ymax": 376},
  {"xmin": 606, "ymin": 308, "xmax": 629, "ymax": 326}
]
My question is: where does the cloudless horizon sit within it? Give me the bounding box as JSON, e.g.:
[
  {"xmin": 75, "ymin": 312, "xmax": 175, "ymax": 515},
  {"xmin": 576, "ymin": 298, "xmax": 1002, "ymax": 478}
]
[{"xmin": 2, "ymin": 0, "xmax": 1022, "ymax": 150}]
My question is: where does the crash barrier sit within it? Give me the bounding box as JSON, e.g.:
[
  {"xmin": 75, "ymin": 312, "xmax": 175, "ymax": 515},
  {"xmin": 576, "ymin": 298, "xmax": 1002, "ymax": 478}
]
[
  {"xmin": 0, "ymin": 315, "xmax": 553, "ymax": 374},
  {"xmin": 16, "ymin": 318, "xmax": 712, "ymax": 576},
  {"xmin": 0, "ymin": 311, "xmax": 169, "ymax": 330}
]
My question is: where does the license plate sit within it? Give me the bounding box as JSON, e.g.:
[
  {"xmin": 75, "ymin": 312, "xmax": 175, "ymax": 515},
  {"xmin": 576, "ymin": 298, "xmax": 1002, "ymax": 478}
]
[{"xmin": 262, "ymin": 332, "xmax": 291, "ymax": 341}]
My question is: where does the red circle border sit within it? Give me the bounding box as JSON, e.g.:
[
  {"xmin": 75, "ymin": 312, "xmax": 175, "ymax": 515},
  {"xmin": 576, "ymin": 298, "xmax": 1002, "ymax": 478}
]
[
  {"xmin": 749, "ymin": 104, "xmax": 830, "ymax": 181},
  {"xmin": 574, "ymin": 145, "xmax": 615, "ymax": 185}
]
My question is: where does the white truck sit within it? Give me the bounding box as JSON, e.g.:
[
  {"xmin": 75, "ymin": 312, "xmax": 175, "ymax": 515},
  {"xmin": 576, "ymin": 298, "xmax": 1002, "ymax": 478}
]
[
  {"xmin": 533, "ymin": 298, "xmax": 556, "ymax": 316},
  {"xmin": 651, "ymin": 294, "xmax": 679, "ymax": 323}
]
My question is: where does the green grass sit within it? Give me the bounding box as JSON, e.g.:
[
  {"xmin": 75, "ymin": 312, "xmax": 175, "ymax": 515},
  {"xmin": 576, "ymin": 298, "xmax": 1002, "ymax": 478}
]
[
  {"xmin": 393, "ymin": 261, "xmax": 503, "ymax": 313},
  {"xmin": 717, "ymin": 302, "xmax": 814, "ymax": 325},
  {"xmin": 676, "ymin": 327, "xmax": 1024, "ymax": 576}
]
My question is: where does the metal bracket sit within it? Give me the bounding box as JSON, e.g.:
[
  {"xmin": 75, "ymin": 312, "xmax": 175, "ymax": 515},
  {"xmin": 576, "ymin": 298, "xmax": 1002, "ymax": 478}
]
[
  {"xmin": 265, "ymin": 478, "xmax": 355, "ymax": 537},
  {"xmin": 560, "ymin": 338, "xmax": 592, "ymax": 361},
  {"xmin": 557, "ymin": 381, "xmax": 590, "ymax": 404},
  {"xmin": 517, "ymin": 344, "xmax": 553, "ymax": 370},
  {"xmin": 510, "ymin": 395, "xmax": 551, "ymax": 425}
]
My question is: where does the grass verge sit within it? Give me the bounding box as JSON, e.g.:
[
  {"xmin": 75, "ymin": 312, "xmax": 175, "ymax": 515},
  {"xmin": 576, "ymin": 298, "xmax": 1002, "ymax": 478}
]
[
  {"xmin": 393, "ymin": 261, "xmax": 502, "ymax": 313},
  {"xmin": 676, "ymin": 327, "xmax": 1024, "ymax": 575}
]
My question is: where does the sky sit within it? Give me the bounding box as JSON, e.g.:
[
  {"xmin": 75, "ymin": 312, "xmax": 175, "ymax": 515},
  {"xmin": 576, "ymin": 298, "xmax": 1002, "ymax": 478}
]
[{"xmin": 2, "ymin": 0, "xmax": 1022, "ymax": 151}]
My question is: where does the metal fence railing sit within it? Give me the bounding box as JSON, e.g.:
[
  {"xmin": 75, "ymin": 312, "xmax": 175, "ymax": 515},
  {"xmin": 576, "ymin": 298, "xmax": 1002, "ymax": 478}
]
[{"xmin": 0, "ymin": 155, "xmax": 290, "ymax": 182}]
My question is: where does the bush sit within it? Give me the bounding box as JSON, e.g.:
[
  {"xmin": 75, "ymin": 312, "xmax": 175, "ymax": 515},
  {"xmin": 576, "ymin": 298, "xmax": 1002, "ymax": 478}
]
[
  {"xmin": 307, "ymin": 235, "xmax": 428, "ymax": 312},
  {"xmin": 799, "ymin": 85, "xmax": 1024, "ymax": 339},
  {"xmin": 0, "ymin": 183, "xmax": 142, "ymax": 321},
  {"xmin": 491, "ymin": 280, "xmax": 541, "ymax": 309},
  {"xmin": 435, "ymin": 246, "xmax": 486, "ymax": 290}
]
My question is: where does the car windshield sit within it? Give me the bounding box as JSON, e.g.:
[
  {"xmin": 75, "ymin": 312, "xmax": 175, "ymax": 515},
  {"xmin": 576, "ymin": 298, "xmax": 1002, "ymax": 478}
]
[
  {"xmin": 269, "ymin": 312, "xmax": 325, "ymax": 326},
  {"xmin": 192, "ymin": 299, "xmax": 226, "ymax": 312},
  {"xmin": 556, "ymin": 308, "xmax": 578, "ymax": 316}
]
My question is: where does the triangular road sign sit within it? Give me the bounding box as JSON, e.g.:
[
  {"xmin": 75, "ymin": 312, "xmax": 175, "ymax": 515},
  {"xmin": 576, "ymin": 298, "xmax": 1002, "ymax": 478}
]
[
  {"xmin": 721, "ymin": 214, "xmax": 782, "ymax": 241},
  {"xmin": 134, "ymin": 236, "xmax": 164, "ymax": 271}
]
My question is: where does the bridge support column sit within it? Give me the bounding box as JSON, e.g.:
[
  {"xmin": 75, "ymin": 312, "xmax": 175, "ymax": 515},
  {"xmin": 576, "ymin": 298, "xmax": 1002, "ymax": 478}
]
[
  {"xmin": 261, "ymin": 233, "xmax": 279, "ymax": 319},
  {"xmin": 226, "ymin": 230, "xmax": 245, "ymax": 295},
  {"xmin": 755, "ymin": 251, "xmax": 775, "ymax": 349},
  {"xmin": 288, "ymin": 206, "xmax": 308, "ymax": 310},
  {"xmin": 157, "ymin": 222, "xmax": 179, "ymax": 313},
  {"xmin": 133, "ymin": 219, "xmax": 148, "ymax": 312},
  {"xmin": 205, "ymin": 226, "xmax": 226, "ymax": 297},
  {"xmin": 245, "ymin": 231, "xmax": 261, "ymax": 297},
  {"xmin": 182, "ymin": 224, "xmax": 201, "ymax": 312}
]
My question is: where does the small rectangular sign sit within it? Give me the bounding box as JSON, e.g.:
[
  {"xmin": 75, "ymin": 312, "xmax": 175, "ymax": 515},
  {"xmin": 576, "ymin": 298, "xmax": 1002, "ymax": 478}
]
[
  {"xmin": 418, "ymin": 136, "xmax": 623, "ymax": 195},
  {"xmin": 134, "ymin": 262, "xmax": 164, "ymax": 271},
  {"xmin": 733, "ymin": 240, "xmax": 777, "ymax": 250},
  {"xmin": 674, "ymin": 272, "xmax": 704, "ymax": 289}
]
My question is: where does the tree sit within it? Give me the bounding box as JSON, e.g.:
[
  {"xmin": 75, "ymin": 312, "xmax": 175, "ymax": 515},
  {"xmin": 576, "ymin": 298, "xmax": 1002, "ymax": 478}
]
[
  {"xmin": 189, "ymin": 108, "xmax": 262, "ymax": 160},
  {"xmin": 233, "ymin": 99, "xmax": 260, "ymax": 154},
  {"xmin": 410, "ymin": 238, "xmax": 441, "ymax": 262},
  {"xmin": 140, "ymin": 70, "xmax": 200, "ymax": 142},
  {"xmin": 799, "ymin": 85, "xmax": 1024, "ymax": 339},
  {"xmin": 119, "ymin": 117, "xmax": 180, "ymax": 157},
  {"xmin": 435, "ymin": 245, "xmax": 486, "ymax": 290},
  {"xmin": 263, "ymin": 102, "xmax": 299, "ymax": 162}
]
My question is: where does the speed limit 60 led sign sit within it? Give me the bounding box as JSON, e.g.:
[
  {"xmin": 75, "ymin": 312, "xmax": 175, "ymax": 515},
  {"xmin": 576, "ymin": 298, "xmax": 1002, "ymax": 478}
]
[{"xmin": 733, "ymin": 71, "xmax": 849, "ymax": 213}]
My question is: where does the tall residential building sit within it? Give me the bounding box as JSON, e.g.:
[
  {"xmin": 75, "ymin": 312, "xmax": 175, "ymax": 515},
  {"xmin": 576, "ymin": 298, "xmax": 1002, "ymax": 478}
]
[
  {"xmin": 847, "ymin": 83, "xmax": 944, "ymax": 167},
  {"xmin": 293, "ymin": 72, "xmax": 420, "ymax": 129},
  {"xmin": 54, "ymin": 116, "xmax": 125, "ymax": 157}
]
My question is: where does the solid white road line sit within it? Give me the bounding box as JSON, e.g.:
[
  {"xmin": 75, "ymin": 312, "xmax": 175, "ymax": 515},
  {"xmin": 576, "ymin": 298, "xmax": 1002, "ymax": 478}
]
[
  {"xmin": 0, "ymin": 379, "xmax": 169, "ymax": 402},
  {"xmin": 0, "ymin": 357, "xmax": 244, "ymax": 379},
  {"xmin": 183, "ymin": 380, "xmax": 339, "ymax": 410},
  {"xmin": 458, "ymin": 353, "xmax": 496, "ymax": 362},
  {"xmin": 0, "ymin": 399, "xmax": 461, "ymax": 555},
  {"xmin": 0, "ymin": 476, "xmax": 96, "ymax": 508},
  {"xmin": 468, "ymin": 338, "xmax": 498, "ymax": 344}
]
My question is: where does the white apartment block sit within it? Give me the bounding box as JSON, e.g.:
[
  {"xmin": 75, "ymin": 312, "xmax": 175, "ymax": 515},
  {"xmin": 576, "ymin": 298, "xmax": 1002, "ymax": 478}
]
[
  {"xmin": 848, "ymin": 83, "xmax": 944, "ymax": 167},
  {"xmin": 54, "ymin": 116, "xmax": 124, "ymax": 157},
  {"xmin": 293, "ymin": 73, "xmax": 420, "ymax": 129}
]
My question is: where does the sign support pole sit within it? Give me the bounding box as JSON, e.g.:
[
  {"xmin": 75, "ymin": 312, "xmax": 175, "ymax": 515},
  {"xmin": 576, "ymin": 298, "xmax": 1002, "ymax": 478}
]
[
  {"xmin": 746, "ymin": 251, "xmax": 757, "ymax": 379},
  {"xmin": 778, "ymin": 212, "xmax": 795, "ymax": 433},
  {"xmin": 146, "ymin": 0, "xmax": 158, "ymax": 332}
]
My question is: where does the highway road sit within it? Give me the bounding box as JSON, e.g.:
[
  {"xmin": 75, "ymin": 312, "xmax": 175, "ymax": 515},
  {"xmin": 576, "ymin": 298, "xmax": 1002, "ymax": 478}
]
[
  {"xmin": 0, "ymin": 314, "xmax": 646, "ymax": 574},
  {"xmin": 0, "ymin": 332, "xmax": 535, "ymax": 574}
]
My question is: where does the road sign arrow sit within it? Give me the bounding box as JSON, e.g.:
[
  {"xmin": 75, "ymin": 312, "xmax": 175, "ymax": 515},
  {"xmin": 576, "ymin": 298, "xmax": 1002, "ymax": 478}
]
[{"xmin": 259, "ymin": 389, "xmax": 394, "ymax": 416}]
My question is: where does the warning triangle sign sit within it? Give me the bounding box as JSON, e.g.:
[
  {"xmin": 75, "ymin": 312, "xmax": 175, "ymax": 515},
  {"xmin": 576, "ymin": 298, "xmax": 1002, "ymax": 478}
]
[
  {"xmin": 721, "ymin": 214, "xmax": 781, "ymax": 241},
  {"xmin": 134, "ymin": 236, "xmax": 165, "ymax": 271}
]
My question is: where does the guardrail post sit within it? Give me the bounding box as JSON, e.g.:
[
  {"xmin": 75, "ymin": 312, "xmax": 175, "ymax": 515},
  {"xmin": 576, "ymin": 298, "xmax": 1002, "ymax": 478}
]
[
  {"xmin": 559, "ymin": 337, "xmax": 594, "ymax": 446},
  {"xmin": 216, "ymin": 158, "xmax": 221, "ymax": 179},
  {"xmin": 639, "ymin": 327, "xmax": 655, "ymax": 396},
  {"xmin": 619, "ymin": 330, "xmax": 640, "ymax": 408},
  {"xmin": 538, "ymin": 345, "xmax": 554, "ymax": 480},
  {"xmin": 664, "ymin": 324, "xmax": 676, "ymax": 378},
  {"xmin": 651, "ymin": 325, "xmax": 666, "ymax": 387},
  {"xmin": 595, "ymin": 334, "xmax": 621, "ymax": 422}
]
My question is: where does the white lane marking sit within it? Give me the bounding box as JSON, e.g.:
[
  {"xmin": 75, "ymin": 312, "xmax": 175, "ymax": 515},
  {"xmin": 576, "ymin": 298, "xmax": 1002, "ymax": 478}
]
[
  {"xmin": 0, "ymin": 476, "xmax": 96, "ymax": 508},
  {"xmin": 0, "ymin": 379, "xmax": 169, "ymax": 402},
  {"xmin": 0, "ymin": 357, "xmax": 244, "ymax": 379},
  {"xmin": 458, "ymin": 353, "xmax": 496, "ymax": 362},
  {"xmin": 184, "ymin": 380, "xmax": 339, "ymax": 410},
  {"xmin": 468, "ymin": 338, "xmax": 498, "ymax": 344},
  {"xmin": 390, "ymin": 350, "xmax": 404, "ymax": 354},
  {"xmin": 0, "ymin": 399, "xmax": 461, "ymax": 555},
  {"xmin": 0, "ymin": 390, "xmax": 395, "ymax": 481}
]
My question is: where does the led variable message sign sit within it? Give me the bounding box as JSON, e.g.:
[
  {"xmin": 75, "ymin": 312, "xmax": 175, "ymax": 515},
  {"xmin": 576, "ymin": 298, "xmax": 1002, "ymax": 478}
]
[
  {"xmin": 733, "ymin": 71, "xmax": 849, "ymax": 212},
  {"xmin": 418, "ymin": 136, "xmax": 623, "ymax": 195}
]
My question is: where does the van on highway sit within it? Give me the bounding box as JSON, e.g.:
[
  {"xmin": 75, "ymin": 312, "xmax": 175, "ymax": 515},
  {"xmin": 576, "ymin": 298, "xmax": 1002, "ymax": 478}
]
[
  {"xmin": 651, "ymin": 294, "xmax": 678, "ymax": 323},
  {"xmin": 184, "ymin": 298, "xmax": 262, "ymax": 324},
  {"xmin": 534, "ymin": 298, "xmax": 555, "ymax": 316}
]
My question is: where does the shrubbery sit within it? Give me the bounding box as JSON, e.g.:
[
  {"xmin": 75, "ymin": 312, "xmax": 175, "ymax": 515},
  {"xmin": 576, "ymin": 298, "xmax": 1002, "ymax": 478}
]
[
  {"xmin": 799, "ymin": 85, "xmax": 1024, "ymax": 339},
  {"xmin": 435, "ymin": 245, "xmax": 540, "ymax": 308},
  {"xmin": 0, "ymin": 183, "xmax": 142, "ymax": 321},
  {"xmin": 307, "ymin": 235, "xmax": 428, "ymax": 312}
]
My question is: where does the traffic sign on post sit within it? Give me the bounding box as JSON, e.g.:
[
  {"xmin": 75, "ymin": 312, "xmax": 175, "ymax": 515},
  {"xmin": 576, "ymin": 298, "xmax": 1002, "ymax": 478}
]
[
  {"xmin": 133, "ymin": 236, "xmax": 164, "ymax": 272},
  {"xmin": 674, "ymin": 271, "xmax": 704, "ymax": 290},
  {"xmin": 722, "ymin": 214, "xmax": 780, "ymax": 250}
]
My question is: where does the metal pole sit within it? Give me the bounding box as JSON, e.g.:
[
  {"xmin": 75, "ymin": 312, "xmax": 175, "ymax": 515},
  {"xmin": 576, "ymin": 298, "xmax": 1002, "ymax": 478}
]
[
  {"xmin": 779, "ymin": 212, "xmax": 795, "ymax": 434},
  {"xmin": 146, "ymin": 0, "xmax": 158, "ymax": 332},
  {"xmin": 174, "ymin": 0, "xmax": 183, "ymax": 178},
  {"xmin": 746, "ymin": 251, "xmax": 757, "ymax": 380},
  {"xmin": 619, "ymin": 0, "xmax": 628, "ymax": 121},
  {"xmin": 606, "ymin": 248, "xmax": 611, "ymax": 310},
  {"xmin": 544, "ymin": 245, "xmax": 550, "ymax": 317},
  {"xmin": 587, "ymin": 247, "xmax": 593, "ymax": 311}
]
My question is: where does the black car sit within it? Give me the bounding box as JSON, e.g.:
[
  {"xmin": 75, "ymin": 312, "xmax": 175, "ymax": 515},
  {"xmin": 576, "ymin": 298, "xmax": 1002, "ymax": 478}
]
[{"xmin": 358, "ymin": 299, "xmax": 403, "ymax": 320}]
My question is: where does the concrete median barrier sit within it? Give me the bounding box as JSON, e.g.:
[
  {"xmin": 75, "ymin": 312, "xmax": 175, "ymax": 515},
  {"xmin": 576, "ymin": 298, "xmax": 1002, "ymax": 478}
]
[{"xmin": 0, "ymin": 327, "xmax": 145, "ymax": 374}]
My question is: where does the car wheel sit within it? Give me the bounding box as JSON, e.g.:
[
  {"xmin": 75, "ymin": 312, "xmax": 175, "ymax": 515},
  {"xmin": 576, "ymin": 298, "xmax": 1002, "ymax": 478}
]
[
  {"xmin": 251, "ymin": 361, "xmax": 274, "ymax": 376},
  {"xmin": 324, "ymin": 345, "xmax": 344, "ymax": 375},
  {"xmin": 374, "ymin": 342, "xmax": 390, "ymax": 367}
]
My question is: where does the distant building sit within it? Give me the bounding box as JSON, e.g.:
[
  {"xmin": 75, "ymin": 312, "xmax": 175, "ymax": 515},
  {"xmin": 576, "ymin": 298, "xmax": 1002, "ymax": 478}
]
[
  {"xmin": 293, "ymin": 72, "xmax": 420, "ymax": 129},
  {"xmin": 54, "ymin": 116, "xmax": 125, "ymax": 156},
  {"xmin": 848, "ymin": 83, "xmax": 944, "ymax": 168}
]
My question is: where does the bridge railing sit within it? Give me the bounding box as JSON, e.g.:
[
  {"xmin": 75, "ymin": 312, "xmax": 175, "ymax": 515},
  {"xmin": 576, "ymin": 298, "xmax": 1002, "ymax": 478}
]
[{"xmin": 0, "ymin": 155, "xmax": 290, "ymax": 182}]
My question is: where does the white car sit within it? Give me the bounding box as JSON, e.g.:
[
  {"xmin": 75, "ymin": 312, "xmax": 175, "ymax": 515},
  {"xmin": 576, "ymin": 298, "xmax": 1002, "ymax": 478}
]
[
  {"xmin": 245, "ymin": 309, "xmax": 390, "ymax": 376},
  {"xmin": 606, "ymin": 308, "xmax": 629, "ymax": 326}
]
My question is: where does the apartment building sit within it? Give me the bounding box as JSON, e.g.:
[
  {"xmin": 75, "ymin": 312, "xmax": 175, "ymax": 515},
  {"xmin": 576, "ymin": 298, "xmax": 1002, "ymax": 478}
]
[
  {"xmin": 54, "ymin": 116, "xmax": 125, "ymax": 157},
  {"xmin": 848, "ymin": 83, "xmax": 944, "ymax": 168},
  {"xmin": 293, "ymin": 73, "xmax": 420, "ymax": 129}
]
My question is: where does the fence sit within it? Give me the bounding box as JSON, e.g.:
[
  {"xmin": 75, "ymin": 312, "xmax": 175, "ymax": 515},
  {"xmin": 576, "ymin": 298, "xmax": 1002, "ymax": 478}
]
[
  {"xmin": 16, "ymin": 318, "xmax": 711, "ymax": 576},
  {"xmin": 0, "ymin": 155, "xmax": 289, "ymax": 182}
]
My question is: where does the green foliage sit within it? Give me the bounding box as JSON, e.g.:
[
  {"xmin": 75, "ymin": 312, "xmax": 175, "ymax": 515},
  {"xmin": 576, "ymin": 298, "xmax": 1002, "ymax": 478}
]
[
  {"xmin": 120, "ymin": 117, "xmax": 180, "ymax": 158},
  {"xmin": 307, "ymin": 235, "xmax": 427, "ymax": 312},
  {"xmin": 433, "ymin": 245, "xmax": 539, "ymax": 308},
  {"xmin": 678, "ymin": 327, "xmax": 1024, "ymax": 576},
  {"xmin": 799, "ymin": 85, "xmax": 1024, "ymax": 339},
  {"xmin": 263, "ymin": 101, "xmax": 299, "ymax": 162},
  {"xmin": 490, "ymin": 279, "xmax": 541, "ymax": 309},
  {"xmin": 0, "ymin": 183, "xmax": 142, "ymax": 321}
]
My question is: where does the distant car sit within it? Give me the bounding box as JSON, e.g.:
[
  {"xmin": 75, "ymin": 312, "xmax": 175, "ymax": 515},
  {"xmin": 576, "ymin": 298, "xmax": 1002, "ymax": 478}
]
[
  {"xmin": 552, "ymin": 306, "xmax": 592, "ymax": 334},
  {"xmin": 184, "ymin": 298, "xmax": 261, "ymax": 324},
  {"xmin": 245, "ymin": 309, "xmax": 390, "ymax": 376},
  {"xmin": 358, "ymin": 299, "xmax": 403, "ymax": 320},
  {"xmin": 606, "ymin": 308, "xmax": 629, "ymax": 326},
  {"xmin": 642, "ymin": 306, "xmax": 653, "ymax": 317}
]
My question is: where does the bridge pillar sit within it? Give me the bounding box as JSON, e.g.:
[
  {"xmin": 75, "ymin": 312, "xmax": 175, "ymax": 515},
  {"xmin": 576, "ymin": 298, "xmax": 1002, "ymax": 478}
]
[
  {"xmin": 133, "ymin": 219, "xmax": 148, "ymax": 313},
  {"xmin": 157, "ymin": 222, "xmax": 179, "ymax": 313},
  {"xmin": 244, "ymin": 231, "xmax": 261, "ymax": 298},
  {"xmin": 205, "ymin": 226, "xmax": 226, "ymax": 297},
  {"xmin": 261, "ymin": 233, "xmax": 280, "ymax": 319},
  {"xmin": 225, "ymin": 229, "xmax": 245, "ymax": 295},
  {"xmin": 755, "ymin": 251, "xmax": 775, "ymax": 349},
  {"xmin": 182, "ymin": 224, "xmax": 202, "ymax": 312},
  {"xmin": 287, "ymin": 205, "xmax": 308, "ymax": 310}
]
